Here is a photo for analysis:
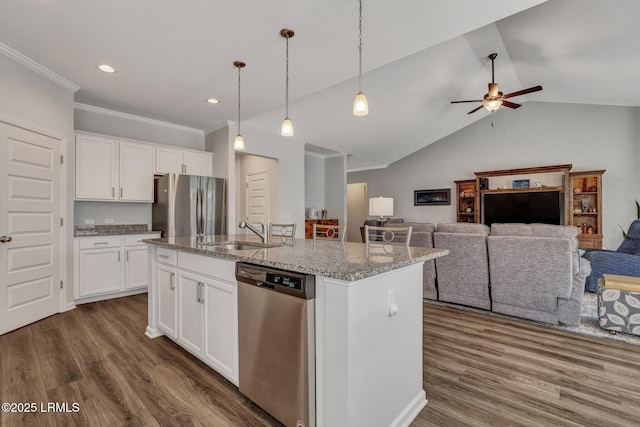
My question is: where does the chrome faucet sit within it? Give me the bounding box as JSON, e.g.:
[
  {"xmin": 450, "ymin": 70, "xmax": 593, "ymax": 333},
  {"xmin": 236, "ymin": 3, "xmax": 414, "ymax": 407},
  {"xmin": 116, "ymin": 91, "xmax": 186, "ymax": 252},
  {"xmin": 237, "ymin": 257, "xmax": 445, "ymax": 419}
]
[{"xmin": 238, "ymin": 221, "xmax": 270, "ymax": 244}]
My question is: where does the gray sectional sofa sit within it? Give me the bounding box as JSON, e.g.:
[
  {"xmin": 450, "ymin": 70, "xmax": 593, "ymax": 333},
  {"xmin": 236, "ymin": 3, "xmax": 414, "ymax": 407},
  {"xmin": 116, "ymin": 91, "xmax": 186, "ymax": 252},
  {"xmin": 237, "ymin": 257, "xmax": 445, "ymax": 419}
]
[{"xmin": 362, "ymin": 221, "xmax": 592, "ymax": 326}]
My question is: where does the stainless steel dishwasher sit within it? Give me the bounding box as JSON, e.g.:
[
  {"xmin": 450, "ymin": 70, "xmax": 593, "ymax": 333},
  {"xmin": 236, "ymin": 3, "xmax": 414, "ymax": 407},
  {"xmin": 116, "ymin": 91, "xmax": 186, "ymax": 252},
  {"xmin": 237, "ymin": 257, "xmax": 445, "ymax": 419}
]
[{"xmin": 235, "ymin": 262, "xmax": 316, "ymax": 427}]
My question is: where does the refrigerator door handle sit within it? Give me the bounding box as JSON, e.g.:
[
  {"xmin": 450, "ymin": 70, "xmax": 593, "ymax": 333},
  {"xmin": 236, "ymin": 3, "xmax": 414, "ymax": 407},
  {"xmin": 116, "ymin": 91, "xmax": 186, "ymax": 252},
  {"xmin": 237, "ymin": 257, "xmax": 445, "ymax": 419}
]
[{"xmin": 196, "ymin": 188, "xmax": 204, "ymax": 236}]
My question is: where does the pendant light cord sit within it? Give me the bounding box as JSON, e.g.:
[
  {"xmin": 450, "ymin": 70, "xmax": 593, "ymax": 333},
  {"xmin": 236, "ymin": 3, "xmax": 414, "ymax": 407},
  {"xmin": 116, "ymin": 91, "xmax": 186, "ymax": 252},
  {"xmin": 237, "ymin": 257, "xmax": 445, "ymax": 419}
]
[
  {"xmin": 358, "ymin": 0, "xmax": 363, "ymax": 92},
  {"xmin": 285, "ymin": 34, "xmax": 290, "ymax": 118},
  {"xmin": 237, "ymin": 65, "xmax": 242, "ymax": 134}
]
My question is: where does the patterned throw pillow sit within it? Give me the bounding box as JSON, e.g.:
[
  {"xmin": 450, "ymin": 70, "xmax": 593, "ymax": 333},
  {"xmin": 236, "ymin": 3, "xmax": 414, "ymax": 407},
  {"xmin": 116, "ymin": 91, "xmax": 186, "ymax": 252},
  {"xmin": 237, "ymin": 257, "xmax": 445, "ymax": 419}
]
[{"xmin": 598, "ymin": 288, "xmax": 640, "ymax": 336}]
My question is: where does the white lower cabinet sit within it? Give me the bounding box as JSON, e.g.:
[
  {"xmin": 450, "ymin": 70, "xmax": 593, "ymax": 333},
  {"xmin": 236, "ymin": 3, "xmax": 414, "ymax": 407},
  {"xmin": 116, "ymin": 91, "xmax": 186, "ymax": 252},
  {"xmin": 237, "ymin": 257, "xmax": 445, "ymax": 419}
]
[
  {"xmin": 202, "ymin": 278, "xmax": 237, "ymax": 381},
  {"xmin": 177, "ymin": 270, "xmax": 205, "ymax": 356},
  {"xmin": 78, "ymin": 246, "xmax": 122, "ymax": 296},
  {"xmin": 75, "ymin": 233, "xmax": 160, "ymax": 301},
  {"xmin": 152, "ymin": 250, "xmax": 238, "ymax": 385},
  {"xmin": 157, "ymin": 263, "xmax": 177, "ymax": 338}
]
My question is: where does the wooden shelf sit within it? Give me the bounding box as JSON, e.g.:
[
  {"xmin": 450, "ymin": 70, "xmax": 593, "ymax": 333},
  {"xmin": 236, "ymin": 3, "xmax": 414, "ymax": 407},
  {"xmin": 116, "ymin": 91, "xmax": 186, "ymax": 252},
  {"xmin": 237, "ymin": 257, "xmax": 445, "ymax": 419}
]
[
  {"xmin": 570, "ymin": 170, "xmax": 605, "ymax": 249},
  {"xmin": 573, "ymin": 213, "xmax": 598, "ymax": 217},
  {"xmin": 480, "ymin": 186, "xmax": 565, "ymax": 194}
]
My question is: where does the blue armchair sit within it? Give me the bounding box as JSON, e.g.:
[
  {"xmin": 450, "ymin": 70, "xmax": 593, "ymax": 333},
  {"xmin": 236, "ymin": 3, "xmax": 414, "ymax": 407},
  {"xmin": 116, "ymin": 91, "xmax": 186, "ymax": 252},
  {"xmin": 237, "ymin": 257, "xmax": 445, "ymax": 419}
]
[{"xmin": 584, "ymin": 219, "xmax": 640, "ymax": 291}]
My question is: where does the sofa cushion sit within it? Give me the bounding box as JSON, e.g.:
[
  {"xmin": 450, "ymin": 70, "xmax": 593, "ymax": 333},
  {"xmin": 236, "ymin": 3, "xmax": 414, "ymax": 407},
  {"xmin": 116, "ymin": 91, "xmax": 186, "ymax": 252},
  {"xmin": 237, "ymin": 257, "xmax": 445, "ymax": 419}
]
[{"xmin": 437, "ymin": 223, "xmax": 490, "ymax": 235}]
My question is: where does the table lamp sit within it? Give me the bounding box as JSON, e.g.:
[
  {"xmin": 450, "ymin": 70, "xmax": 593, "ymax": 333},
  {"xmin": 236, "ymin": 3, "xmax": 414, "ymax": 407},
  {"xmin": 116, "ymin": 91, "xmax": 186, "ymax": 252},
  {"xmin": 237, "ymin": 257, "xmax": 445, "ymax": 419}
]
[{"xmin": 369, "ymin": 196, "xmax": 394, "ymax": 226}]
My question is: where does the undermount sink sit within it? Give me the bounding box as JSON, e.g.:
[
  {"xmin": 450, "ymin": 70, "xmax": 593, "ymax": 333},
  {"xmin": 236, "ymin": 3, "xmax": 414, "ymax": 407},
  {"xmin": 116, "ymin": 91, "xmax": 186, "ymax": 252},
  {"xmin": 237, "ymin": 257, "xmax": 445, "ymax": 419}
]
[
  {"xmin": 212, "ymin": 243, "xmax": 264, "ymax": 251},
  {"xmin": 201, "ymin": 241, "xmax": 281, "ymax": 251}
]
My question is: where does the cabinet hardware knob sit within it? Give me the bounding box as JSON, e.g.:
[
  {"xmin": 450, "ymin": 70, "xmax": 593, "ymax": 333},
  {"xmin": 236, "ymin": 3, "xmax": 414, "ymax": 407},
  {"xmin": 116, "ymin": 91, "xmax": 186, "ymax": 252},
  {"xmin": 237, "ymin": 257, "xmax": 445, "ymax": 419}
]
[{"xmin": 0, "ymin": 235, "xmax": 12, "ymax": 243}]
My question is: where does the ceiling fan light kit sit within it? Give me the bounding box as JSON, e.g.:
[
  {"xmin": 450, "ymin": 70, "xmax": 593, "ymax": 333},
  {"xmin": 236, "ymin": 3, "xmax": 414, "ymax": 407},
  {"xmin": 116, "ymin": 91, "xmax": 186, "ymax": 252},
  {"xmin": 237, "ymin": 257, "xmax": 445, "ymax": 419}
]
[{"xmin": 451, "ymin": 52, "xmax": 543, "ymax": 124}]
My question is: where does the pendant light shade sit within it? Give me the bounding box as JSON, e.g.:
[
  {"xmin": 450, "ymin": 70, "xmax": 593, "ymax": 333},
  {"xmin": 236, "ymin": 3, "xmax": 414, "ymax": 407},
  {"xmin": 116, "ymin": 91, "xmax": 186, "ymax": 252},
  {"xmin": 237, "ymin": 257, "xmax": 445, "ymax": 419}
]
[
  {"xmin": 281, "ymin": 117, "xmax": 294, "ymax": 137},
  {"xmin": 353, "ymin": 92, "xmax": 369, "ymax": 116},
  {"xmin": 280, "ymin": 28, "xmax": 295, "ymax": 137},
  {"xmin": 233, "ymin": 134, "xmax": 245, "ymax": 151},
  {"xmin": 353, "ymin": 0, "xmax": 369, "ymax": 116},
  {"xmin": 233, "ymin": 60, "xmax": 246, "ymax": 151}
]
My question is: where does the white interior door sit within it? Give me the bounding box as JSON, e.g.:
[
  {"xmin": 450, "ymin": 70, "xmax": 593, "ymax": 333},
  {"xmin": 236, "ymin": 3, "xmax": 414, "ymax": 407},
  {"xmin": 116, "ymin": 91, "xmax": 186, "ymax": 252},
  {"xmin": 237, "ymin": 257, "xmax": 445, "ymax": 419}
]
[
  {"xmin": 0, "ymin": 122, "xmax": 62, "ymax": 335},
  {"xmin": 245, "ymin": 170, "xmax": 270, "ymax": 225}
]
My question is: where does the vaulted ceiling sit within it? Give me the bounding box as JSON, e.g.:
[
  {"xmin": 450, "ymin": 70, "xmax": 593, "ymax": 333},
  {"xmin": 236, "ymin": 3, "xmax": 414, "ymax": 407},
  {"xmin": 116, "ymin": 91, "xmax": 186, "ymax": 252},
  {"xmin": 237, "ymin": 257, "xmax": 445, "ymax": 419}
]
[{"xmin": 2, "ymin": 0, "xmax": 639, "ymax": 170}]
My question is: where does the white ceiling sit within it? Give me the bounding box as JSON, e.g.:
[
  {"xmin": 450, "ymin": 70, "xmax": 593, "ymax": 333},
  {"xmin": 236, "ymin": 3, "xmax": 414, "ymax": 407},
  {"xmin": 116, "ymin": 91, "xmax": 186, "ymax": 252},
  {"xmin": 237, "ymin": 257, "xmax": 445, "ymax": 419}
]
[{"xmin": 2, "ymin": 0, "xmax": 639, "ymax": 170}]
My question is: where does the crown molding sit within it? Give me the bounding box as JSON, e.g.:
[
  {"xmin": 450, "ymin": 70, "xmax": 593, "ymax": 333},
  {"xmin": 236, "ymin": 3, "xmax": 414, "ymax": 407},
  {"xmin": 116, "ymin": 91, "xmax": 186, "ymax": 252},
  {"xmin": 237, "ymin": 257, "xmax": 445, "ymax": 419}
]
[
  {"xmin": 347, "ymin": 163, "xmax": 389, "ymax": 173},
  {"xmin": 0, "ymin": 42, "xmax": 80, "ymax": 92},
  {"xmin": 74, "ymin": 102, "xmax": 205, "ymax": 136}
]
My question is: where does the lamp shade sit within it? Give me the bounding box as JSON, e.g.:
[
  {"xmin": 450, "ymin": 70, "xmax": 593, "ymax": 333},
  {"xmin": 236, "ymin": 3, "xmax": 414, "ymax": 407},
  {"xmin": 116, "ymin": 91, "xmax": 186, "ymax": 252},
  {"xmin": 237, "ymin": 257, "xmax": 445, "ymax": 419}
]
[{"xmin": 369, "ymin": 196, "xmax": 393, "ymax": 217}]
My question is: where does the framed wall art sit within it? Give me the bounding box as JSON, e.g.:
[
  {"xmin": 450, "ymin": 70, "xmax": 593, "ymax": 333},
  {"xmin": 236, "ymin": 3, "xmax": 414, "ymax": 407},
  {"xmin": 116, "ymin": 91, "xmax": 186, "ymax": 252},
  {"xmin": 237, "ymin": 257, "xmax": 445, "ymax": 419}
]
[{"xmin": 414, "ymin": 188, "xmax": 451, "ymax": 206}]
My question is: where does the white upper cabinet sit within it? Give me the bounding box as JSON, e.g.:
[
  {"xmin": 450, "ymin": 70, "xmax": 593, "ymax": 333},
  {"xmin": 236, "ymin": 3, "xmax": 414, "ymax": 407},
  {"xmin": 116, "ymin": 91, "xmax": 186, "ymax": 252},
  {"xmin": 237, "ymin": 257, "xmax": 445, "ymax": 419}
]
[
  {"xmin": 155, "ymin": 146, "xmax": 184, "ymax": 175},
  {"xmin": 119, "ymin": 141, "xmax": 154, "ymax": 201},
  {"xmin": 155, "ymin": 146, "xmax": 213, "ymax": 177},
  {"xmin": 76, "ymin": 134, "xmax": 118, "ymax": 200},
  {"xmin": 76, "ymin": 134, "xmax": 154, "ymax": 202},
  {"xmin": 183, "ymin": 150, "xmax": 213, "ymax": 176}
]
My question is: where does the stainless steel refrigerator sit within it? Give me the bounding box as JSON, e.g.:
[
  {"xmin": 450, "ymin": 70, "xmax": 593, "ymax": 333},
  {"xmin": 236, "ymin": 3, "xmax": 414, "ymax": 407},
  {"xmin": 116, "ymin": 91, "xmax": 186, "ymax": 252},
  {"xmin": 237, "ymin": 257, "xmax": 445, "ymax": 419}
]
[{"xmin": 153, "ymin": 174, "xmax": 227, "ymax": 238}]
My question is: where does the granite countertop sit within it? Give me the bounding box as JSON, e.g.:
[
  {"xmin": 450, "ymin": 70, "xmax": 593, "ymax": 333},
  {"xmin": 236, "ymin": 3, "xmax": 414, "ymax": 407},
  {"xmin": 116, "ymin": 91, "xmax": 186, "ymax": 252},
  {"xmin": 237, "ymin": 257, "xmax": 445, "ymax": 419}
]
[
  {"xmin": 143, "ymin": 234, "xmax": 448, "ymax": 282},
  {"xmin": 74, "ymin": 224, "xmax": 161, "ymax": 237}
]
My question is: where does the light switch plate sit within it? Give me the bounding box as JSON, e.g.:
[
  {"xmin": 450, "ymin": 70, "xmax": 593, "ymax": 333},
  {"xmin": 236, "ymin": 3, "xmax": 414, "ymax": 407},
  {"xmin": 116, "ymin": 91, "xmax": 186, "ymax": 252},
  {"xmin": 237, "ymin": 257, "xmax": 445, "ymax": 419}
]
[
  {"xmin": 84, "ymin": 219, "xmax": 95, "ymax": 225},
  {"xmin": 104, "ymin": 218, "xmax": 114, "ymax": 224}
]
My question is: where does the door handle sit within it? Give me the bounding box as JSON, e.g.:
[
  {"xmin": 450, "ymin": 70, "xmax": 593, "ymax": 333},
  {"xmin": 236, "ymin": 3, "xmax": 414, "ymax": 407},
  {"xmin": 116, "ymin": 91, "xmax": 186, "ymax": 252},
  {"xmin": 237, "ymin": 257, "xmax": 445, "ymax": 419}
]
[
  {"xmin": 0, "ymin": 236, "xmax": 12, "ymax": 243},
  {"xmin": 170, "ymin": 272, "xmax": 175, "ymax": 290}
]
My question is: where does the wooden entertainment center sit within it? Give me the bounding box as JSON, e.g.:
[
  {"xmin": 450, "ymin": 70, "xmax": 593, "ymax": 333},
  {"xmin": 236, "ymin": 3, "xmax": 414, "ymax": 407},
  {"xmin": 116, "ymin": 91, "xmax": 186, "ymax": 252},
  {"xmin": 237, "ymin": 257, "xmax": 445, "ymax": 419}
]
[{"xmin": 455, "ymin": 164, "xmax": 605, "ymax": 248}]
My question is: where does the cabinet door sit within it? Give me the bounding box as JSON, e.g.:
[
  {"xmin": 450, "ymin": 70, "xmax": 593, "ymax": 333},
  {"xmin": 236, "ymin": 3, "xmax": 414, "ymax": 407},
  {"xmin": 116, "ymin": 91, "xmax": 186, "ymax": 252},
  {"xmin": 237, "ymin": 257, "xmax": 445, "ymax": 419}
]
[
  {"xmin": 155, "ymin": 147, "xmax": 184, "ymax": 174},
  {"xmin": 76, "ymin": 134, "xmax": 117, "ymax": 200},
  {"xmin": 183, "ymin": 151, "xmax": 213, "ymax": 177},
  {"xmin": 119, "ymin": 141, "xmax": 154, "ymax": 202},
  {"xmin": 79, "ymin": 248, "xmax": 122, "ymax": 296},
  {"xmin": 203, "ymin": 278, "xmax": 238, "ymax": 384},
  {"xmin": 125, "ymin": 246, "xmax": 149, "ymax": 290},
  {"xmin": 157, "ymin": 264, "xmax": 177, "ymax": 338},
  {"xmin": 177, "ymin": 271, "xmax": 204, "ymax": 357}
]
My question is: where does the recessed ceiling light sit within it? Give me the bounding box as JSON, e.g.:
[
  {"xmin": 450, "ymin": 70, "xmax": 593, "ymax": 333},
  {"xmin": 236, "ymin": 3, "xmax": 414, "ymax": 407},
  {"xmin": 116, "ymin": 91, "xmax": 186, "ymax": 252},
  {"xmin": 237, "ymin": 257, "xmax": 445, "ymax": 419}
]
[
  {"xmin": 96, "ymin": 64, "xmax": 117, "ymax": 74},
  {"xmin": 206, "ymin": 98, "xmax": 220, "ymax": 104}
]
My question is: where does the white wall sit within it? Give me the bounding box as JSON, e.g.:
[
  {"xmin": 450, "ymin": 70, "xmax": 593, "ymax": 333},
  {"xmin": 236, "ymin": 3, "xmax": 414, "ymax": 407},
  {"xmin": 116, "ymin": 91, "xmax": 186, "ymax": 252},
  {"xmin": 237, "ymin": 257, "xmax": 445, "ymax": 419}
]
[
  {"xmin": 0, "ymin": 54, "xmax": 76, "ymax": 306},
  {"xmin": 348, "ymin": 101, "xmax": 640, "ymax": 249},
  {"xmin": 74, "ymin": 202, "xmax": 151, "ymax": 226}
]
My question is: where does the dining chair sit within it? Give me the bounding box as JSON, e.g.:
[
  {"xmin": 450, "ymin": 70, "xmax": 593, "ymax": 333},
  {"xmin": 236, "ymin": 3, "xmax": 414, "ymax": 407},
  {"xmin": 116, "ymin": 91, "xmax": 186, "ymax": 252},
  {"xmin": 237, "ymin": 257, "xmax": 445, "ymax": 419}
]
[
  {"xmin": 364, "ymin": 225, "xmax": 412, "ymax": 246},
  {"xmin": 269, "ymin": 223, "xmax": 297, "ymax": 239},
  {"xmin": 313, "ymin": 223, "xmax": 347, "ymax": 242}
]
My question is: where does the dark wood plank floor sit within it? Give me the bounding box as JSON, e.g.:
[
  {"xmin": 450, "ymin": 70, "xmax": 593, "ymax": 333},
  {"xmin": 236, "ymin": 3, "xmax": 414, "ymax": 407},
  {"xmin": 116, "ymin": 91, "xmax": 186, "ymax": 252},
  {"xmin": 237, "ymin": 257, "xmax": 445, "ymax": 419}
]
[{"xmin": 2, "ymin": 295, "xmax": 640, "ymax": 426}]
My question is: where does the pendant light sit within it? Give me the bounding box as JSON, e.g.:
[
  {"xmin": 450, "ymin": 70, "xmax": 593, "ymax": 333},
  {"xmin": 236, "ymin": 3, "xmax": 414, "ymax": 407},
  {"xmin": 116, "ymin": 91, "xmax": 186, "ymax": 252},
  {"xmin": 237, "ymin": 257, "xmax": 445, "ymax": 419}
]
[
  {"xmin": 353, "ymin": 0, "xmax": 369, "ymax": 116},
  {"xmin": 233, "ymin": 60, "xmax": 245, "ymax": 151},
  {"xmin": 280, "ymin": 28, "xmax": 295, "ymax": 137}
]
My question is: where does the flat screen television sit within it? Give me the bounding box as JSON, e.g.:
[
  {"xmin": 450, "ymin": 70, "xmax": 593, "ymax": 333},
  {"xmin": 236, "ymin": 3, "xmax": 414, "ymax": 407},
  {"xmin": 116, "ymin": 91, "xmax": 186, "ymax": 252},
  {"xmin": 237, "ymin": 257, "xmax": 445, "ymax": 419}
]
[{"xmin": 482, "ymin": 191, "xmax": 564, "ymax": 226}]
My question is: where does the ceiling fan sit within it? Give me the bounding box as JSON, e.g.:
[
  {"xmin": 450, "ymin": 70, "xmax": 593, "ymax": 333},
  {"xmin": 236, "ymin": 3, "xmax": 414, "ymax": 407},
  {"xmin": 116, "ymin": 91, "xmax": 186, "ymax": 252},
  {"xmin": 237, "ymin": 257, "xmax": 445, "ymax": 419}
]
[{"xmin": 451, "ymin": 53, "xmax": 542, "ymax": 117}]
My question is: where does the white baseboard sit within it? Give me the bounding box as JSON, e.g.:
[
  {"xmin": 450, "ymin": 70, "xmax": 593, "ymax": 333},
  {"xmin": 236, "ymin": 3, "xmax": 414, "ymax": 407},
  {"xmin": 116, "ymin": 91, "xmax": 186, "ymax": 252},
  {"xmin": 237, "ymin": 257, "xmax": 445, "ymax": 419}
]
[{"xmin": 390, "ymin": 390, "xmax": 427, "ymax": 427}]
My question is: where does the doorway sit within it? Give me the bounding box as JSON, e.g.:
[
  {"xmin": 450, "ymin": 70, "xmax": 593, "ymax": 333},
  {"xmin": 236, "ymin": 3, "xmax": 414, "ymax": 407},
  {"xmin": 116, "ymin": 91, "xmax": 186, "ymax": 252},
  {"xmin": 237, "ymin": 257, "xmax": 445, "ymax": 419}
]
[
  {"xmin": 346, "ymin": 183, "xmax": 368, "ymax": 242},
  {"xmin": 236, "ymin": 153, "xmax": 279, "ymax": 230}
]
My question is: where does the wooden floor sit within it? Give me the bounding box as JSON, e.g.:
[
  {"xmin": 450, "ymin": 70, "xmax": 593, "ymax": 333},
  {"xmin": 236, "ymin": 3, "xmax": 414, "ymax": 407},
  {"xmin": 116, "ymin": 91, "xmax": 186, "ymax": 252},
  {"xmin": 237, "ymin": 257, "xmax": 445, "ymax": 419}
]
[{"xmin": 1, "ymin": 295, "xmax": 639, "ymax": 427}]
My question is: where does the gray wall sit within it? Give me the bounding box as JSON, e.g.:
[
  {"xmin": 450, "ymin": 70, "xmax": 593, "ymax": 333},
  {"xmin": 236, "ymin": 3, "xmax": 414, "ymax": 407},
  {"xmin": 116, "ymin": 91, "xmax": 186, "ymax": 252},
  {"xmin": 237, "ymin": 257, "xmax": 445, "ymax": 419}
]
[
  {"xmin": 305, "ymin": 153, "xmax": 326, "ymax": 214},
  {"xmin": 349, "ymin": 101, "xmax": 640, "ymax": 249},
  {"xmin": 324, "ymin": 155, "xmax": 347, "ymax": 225},
  {"xmin": 0, "ymin": 54, "xmax": 76, "ymax": 307}
]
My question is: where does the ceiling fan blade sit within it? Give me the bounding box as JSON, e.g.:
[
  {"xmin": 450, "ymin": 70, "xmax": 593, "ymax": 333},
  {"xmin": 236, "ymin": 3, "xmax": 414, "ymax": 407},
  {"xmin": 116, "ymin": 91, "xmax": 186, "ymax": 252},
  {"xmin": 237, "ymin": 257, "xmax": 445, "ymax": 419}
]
[
  {"xmin": 488, "ymin": 83, "xmax": 499, "ymax": 97},
  {"xmin": 503, "ymin": 85, "xmax": 543, "ymax": 99},
  {"xmin": 451, "ymin": 100, "xmax": 483, "ymax": 104},
  {"xmin": 467, "ymin": 105, "xmax": 485, "ymax": 114},
  {"xmin": 502, "ymin": 100, "xmax": 521, "ymax": 109}
]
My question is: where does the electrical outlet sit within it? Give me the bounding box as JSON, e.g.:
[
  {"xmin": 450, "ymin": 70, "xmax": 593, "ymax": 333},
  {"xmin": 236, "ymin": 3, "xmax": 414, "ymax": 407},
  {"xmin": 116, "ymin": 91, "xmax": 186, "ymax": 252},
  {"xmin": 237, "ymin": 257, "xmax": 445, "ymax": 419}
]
[
  {"xmin": 84, "ymin": 219, "xmax": 95, "ymax": 225},
  {"xmin": 104, "ymin": 218, "xmax": 114, "ymax": 224}
]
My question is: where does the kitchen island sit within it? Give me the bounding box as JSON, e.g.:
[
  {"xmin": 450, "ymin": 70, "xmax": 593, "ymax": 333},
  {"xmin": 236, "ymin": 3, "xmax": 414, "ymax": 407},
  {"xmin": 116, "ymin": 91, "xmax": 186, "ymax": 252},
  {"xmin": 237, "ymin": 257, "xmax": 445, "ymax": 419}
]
[{"xmin": 144, "ymin": 235, "xmax": 448, "ymax": 427}]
